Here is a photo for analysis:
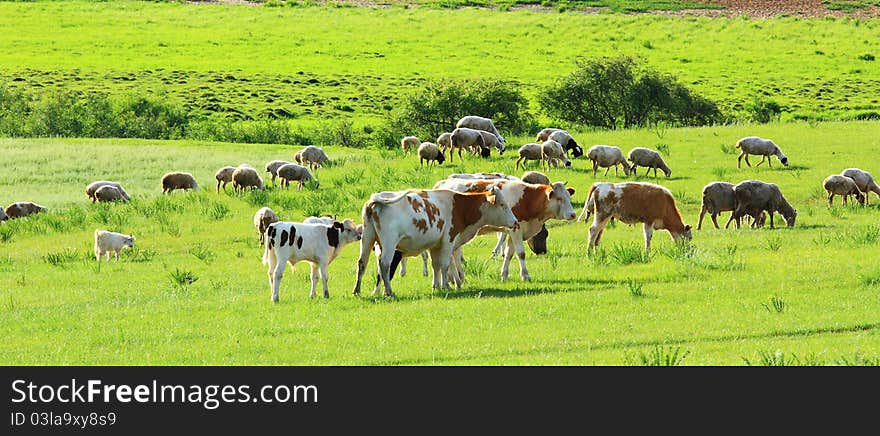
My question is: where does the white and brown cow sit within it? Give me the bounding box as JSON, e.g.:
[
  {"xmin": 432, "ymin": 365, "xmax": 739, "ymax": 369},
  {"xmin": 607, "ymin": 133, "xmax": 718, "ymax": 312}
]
[
  {"xmin": 353, "ymin": 187, "xmax": 518, "ymax": 297},
  {"xmin": 580, "ymin": 182, "xmax": 692, "ymax": 251},
  {"xmin": 434, "ymin": 178, "xmax": 577, "ymax": 282},
  {"xmin": 262, "ymin": 219, "xmax": 361, "ymax": 301}
]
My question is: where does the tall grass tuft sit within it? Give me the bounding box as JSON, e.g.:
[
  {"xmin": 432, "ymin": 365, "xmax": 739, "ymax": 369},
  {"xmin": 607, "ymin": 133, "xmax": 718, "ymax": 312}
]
[
  {"xmin": 858, "ymin": 270, "xmax": 880, "ymax": 287},
  {"xmin": 609, "ymin": 243, "xmax": 652, "ymax": 265},
  {"xmin": 625, "ymin": 279, "xmax": 645, "ymax": 297},
  {"xmin": 170, "ymin": 268, "xmax": 199, "ymax": 289},
  {"xmin": 44, "ymin": 248, "xmax": 82, "ymax": 267},
  {"xmin": 743, "ymin": 350, "xmax": 804, "ymax": 366},
  {"xmin": 761, "ymin": 295, "xmax": 786, "ymax": 313},
  {"xmin": 626, "ymin": 345, "xmax": 689, "ymax": 366},
  {"xmin": 203, "ymin": 202, "xmax": 231, "ymax": 221},
  {"xmin": 189, "ymin": 244, "xmax": 214, "ymax": 264}
]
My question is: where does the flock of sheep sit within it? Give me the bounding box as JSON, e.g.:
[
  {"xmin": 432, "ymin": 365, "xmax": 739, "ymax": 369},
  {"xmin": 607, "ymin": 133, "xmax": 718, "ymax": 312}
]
[{"xmin": 3, "ymin": 114, "xmax": 880, "ymax": 301}]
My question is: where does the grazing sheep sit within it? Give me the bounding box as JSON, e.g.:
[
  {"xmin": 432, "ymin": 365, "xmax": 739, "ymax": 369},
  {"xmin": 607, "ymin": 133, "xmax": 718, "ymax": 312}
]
[
  {"xmin": 418, "ymin": 142, "xmax": 446, "ymax": 167},
  {"xmin": 587, "ymin": 145, "xmax": 631, "ymax": 177},
  {"xmin": 86, "ymin": 181, "xmax": 130, "ymax": 203},
  {"xmin": 161, "ymin": 172, "xmax": 198, "ymax": 193},
  {"xmin": 520, "ymin": 171, "xmax": 550, "ymax": 185},
  {"xmin": 94, "ymin": 185, "xmax": 128, "ymax": 203},
  {"xmin": 731, "ymin": 180, "xmax": 797, "ymax": 229},
  {"xmin": 232, "ymin": 164, "xmax": 265, "ymax": 192},
  {"xmin": 401, "ymin": 136, "xmax": 420, "ymax": 155},
  {"xmin": 299, "ymin": 145, "xmax": 330, "ymax": 171},
  {"xmin": 536, "ymin": 127, "xmax": 561, "ymax": 142},
  {"xmin": 94, "ymin": 230, "xmax": 135, "ymax": 262},
  {"xmin": 264, "ymin": 160, "xmax": 291, "ymax": 187},
  {"xmin": 254, "ymin": 207, "xmax": 279, "ymax": 247},
  {"xmin": 548, "ymin": 130, "xmax": 583, "ymax": 158},
  {"xmin": 698, "ymin": 181, "xmax": 765, "ymax": 230},
  {"xmin": 541, "ymin": 139, "xmax": 571, "ymax": 170},
  {"xmin": 735, "ymin": 136, "xmax": 789, "ymax": 168},
  {"xmin": 841, "ymin": 168, "xmax": 880, "ymax": 205},
  {"xmin": 215, "ymin": 166, "xmax": 236, "ymax": 193},
  {"xmin": 456, "ymin": 115, "xmax": 505, "ymax": 153},
  {"xmin": 277, "ymin": 163, "xmax": 317, "ymax": 190},
  {"xmin": 436, "ymin": 132, "xmax": 453, "ymax": 154},
  {"xmin": 449, "ymin": 127, "xmax": 485, "ymax": 162},
  {"xmin": 628, "ymin": 147, "xmax": 671, "ymax": 178},
  {"xmin": 823, "ymin": 174, "xmax": 865, "ymax": 206},
  {"xmin": 294, "ymin": 151, "xmax": 304, "ymax": 165},
  {"xmin": 475, "ymin": 130, "xmax": 504, "ymax": 156},
  {"xmin": 0, "ymin": 207, "xmax": 7, "ymax": 222},
  {"xmin": 4, "ymin": 202, "xmax": 47, "ymax": 219},
  {"xmin": 516, "ymin": 143, "xmax": 544, "ymax": 170}
]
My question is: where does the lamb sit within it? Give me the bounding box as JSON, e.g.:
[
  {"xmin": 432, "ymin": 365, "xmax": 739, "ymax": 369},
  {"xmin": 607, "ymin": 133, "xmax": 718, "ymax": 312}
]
[
  {"xmin": 730, "ymin": 180, "xmax": 797, "ymax": 229},
  {"xmin": 418, "ymin": 141, "xmax": 446, "ymax": 167},
  {"xmin": 85, "ymin": 181, "xmax": 130, "ymax": 203},
  {"xmin": 587, "ymin": 145, "xmax": 631, "ymax": 177},
  {"xmin": 548, "ymin": 130, "xmax": 584, "ymax": 158},
  {"xmin": 840, "ymin": 168, "xmax": 880, "ymax": 205},
  {"xmin": 4, "ymin": 202, "xmax": 47, "ymax": 219},
  {"xmin": 264, "ymin": 160, "xmax": 291, "ymax": 187},
  {"xmin": 735, "ymin": 136, "xmax": 789, "ymax": 168},
  {"xmin": 277, "ymin": 163, "xmax": 317, "ymax": 190},
  {"xmin": 541, "ymin": 139, "xmax": 571, "ymax": 170},
  {"xmin": 93, "ymin": 230, "xmax": 135, "ymax": 262},
  {"xmin": 823, "ymin": 174, "xmax": 865, "ymax": 206},
  {"xmin": 456, "ymin": 115, "xmax": 505, "ymax": 153},
  {"xmin": 449, "ymin": 127, "xmax": 485, "ymax": 162},
  {"xmin": 254, "ymin": 206, "xmax": 279, "ymax": 247},
  {"xmin": 161, "ymin": 172, "xmax": 198, "ymax": 193},
  {"xmin": 94, "ymin": 185, "xmax": 128, "ymax": 203},
  {"xmin": 232, "ymin": 164, "xmax": 265, "ymax": 192},
  {"xmin": 436, "ymin": 132, "xmax": 453, "ymax": 154},
  {"xmin": 536, "ymin": 127, "xmax": 561, "ymax": 142},
  {"xmin": 215, "ymin": 166, "xmax": 236, "ymax": 193},
  {"xmin": 627, "ymin": 147, "xmax": 671, "ymax": 178},
  {"xmin": 298, "ymin": 145, "xmax": 330, "ymax": 171},
  {"xmin": 698, "ymin": 181, "xmax": 765, "ymax": 230},
  {"xmin": 401, "ymin": 136, "xmax": 420, "ymax": 155}
]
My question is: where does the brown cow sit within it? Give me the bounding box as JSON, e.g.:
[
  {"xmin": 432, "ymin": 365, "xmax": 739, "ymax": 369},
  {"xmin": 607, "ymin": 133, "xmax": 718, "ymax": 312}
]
[{"xmin": 580, "ymin": 182, "xmax": 692, "ymax": 251}]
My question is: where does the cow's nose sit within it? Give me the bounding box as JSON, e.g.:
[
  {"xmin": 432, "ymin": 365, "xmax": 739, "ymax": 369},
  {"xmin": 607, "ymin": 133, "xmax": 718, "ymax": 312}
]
[{"xmin": 568, "ymin": 213, "xmax": 577, "ymax": 220}]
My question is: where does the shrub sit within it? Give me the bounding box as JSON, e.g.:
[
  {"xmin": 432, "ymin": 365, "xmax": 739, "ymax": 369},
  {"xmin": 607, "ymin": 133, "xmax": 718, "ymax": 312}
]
[
  {"xmin": 748, "ymin": 97, "xmax": 783, "ymax": 123},
  {"xmin": 538, "ymin": 56, "xmax": 721, "ymax": 129}
]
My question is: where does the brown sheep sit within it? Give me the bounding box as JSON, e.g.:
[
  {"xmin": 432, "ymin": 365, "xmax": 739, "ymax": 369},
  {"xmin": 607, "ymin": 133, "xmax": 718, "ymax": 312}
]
[
  {"xmin": 520, "ymin": 171, "xmax": 550, "ymax": 185},
  {"xmin": 841, "ymin": 168, "xmax": 880, "ymax": 205},
  {"xmin": 698, "ymin": 181, "xmax": 765, "ymax": 230},
  {"xmin": 823, "ymin": 174, "xmax": 865, "ymax": 206},
  {"xmin": 85, "ymin": 181, "xmax": 130, "ymax": 203},
  {"xmin": 94, "ymin": 185, "xmax": 128, "ymax": 203},
  {"xmin": 264, "ymin": 160, "xmax": 291, "ymax": 187},
  {"xmin": 215, "ymin": 166, "xmax": 236, "ymax": 193},
  {"xmin": 253, "ymin": 206, "xmax": 279, "ymax": 247},
  {"xmin": 401, "ymin": 136, "xmax": 420, "ymax": 155},
  {"xmin": 277, "ymin": 163, "xmax": 317, "ymax": 190},
  {"xmin": 5, "ymin": 202, "xmax": 48, "ymax": 219},
  {"xmin": 731, "ymin": 180, "xmax": 797, "ymax": 229},
  {"xmin": 161, "ymin": 172, "xmax": 198, "ymax": 193},
  {"xmin": 232, "ymin": 165, "xmax": 265, "ymax": 192}
]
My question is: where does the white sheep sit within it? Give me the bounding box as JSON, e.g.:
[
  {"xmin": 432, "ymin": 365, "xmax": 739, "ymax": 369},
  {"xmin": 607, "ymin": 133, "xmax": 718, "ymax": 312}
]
[
  {"xmin": 215, "ymin": 166, "xmax": 236, "ymax": 193},
  {"xmin": 436, "ymin": 132, "xmax": 453, "ymax": 154},
  {"xmin": 456, "ymin": 115, "xmax": 505, "ymax": 153},
  {"xmin": 841, "ymin": 168, "xmax": 880, "ymax": 205},
  {"xmin": 298, "ymin": 145, "xmax": 330, "ymax": 171},
  {"xmin": 735, "ymin": 136, "xmax": 789, "ymax": 168},
  {"xmin": 587, "ymin": 145, "xmax": 631, "ymax": 177},
  {"xmin": 548, "ymin": 130, "xmax": 583, "ymax": 158},
  {"xmin": 418, "ymin": 142, "xmax": 446, "ymax": 167},
  {"xmin": 94, "ymin": 230, "xmax": 135, "ymax": 262},
  {"xmin": 254, "ymin": 207, "xmax": 279, "ymax": 247},
  {"xmin": 449, "ymin": 127, "xmax": 485, "ymax": 162},
  {"xmin": 264, "ymin": 160, "xmax": 291, "ymax": 187},
  {"xmin": 541, "ymin": 139, "xmax": 571, "ymax": 170},
  {"xmin": 401, "ymin": 136, "xmax": 420, "ymax": 155},
  {"xmin": 627, "ymin": 147, "xmax": 671, "ymax": 178},
  {"xmin": 824, "ymin": 174, "xmax": 865, "ymax": 206},
  {"xmin": 277, "ymin": 163, "xmax": 317, "ymax": 190}
]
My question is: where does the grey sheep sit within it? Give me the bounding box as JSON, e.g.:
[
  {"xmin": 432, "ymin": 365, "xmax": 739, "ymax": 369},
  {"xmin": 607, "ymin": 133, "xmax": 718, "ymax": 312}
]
[
  {"xmin": 94, "ymin": 185, "xmax": 128, "ymax": 203},
  {"xmin": 161, "ymin": 172, "xmax": 198, "ymax": 193},
  {"xmin": 823, "ymin": 174, "xmax": 865, "ymax": 206},
  {"xmin": 520, "ymin": 171, "xmax": 550, "ymax": 185},
  {"xmin": 735, "ymin": 136, "xmax": 789, "ymax": 168},
  {"xmin": 215, "ymin": 166, "xmax": 236, "ymax": 193},
  {"xmin": 548, "ymin": 130, "xmax": 583, "ymax": 158},
  {"xmin": 541, "ymin": 139, "xmax": 571, "ymax": 170},
  {"xmin": 418, "ymin": 142, "xmax": 446, "ymax": 167},
  {"xmin": 841, "ymin": 168, "xmax": 880, "ymax": 205},
  {"xmin": 265, "ymin": 160, "xmax": 291, "ymax": 187},
  {"xmin": 731, "ymin": 180, "xmax": 797, "ymax": 229},
  {"xmin": 628, "ymin": 147, "xmax": 671, "ymax": 178},
  {"xmin": 587, "ymin": 145, "xmax": 631, "ymax": 177},
  {"xmin": 277, "ymin": 163, "xmax": 317, "ymax": 190},
  {"xmin": 449, "ymin": 127, "xmax": 485, "ymax": 162},
  {"xmin": 232, "ymin": 164, "xmax": 265, "ymax": 192},
  {"xmin": 535, "ymin": 127, "xmax": 561, "ymax": 142},
  {"xmin": 86, "ymin": 181, "xmax": 130, "ymax": 203},
  {"xmin": 299, "ymin": 146, "xmax": 330, "ymax": 171},
  {"xmin": 456, "ymin": 115, "xmax": 505, "ymax": 153},
  {"xmin": 698, "ymin": 181, "xmax": 764, "ymax": 230},
  {"xmin": 436, "ymin": 132, "xmax": 453, "ymax": 154}
]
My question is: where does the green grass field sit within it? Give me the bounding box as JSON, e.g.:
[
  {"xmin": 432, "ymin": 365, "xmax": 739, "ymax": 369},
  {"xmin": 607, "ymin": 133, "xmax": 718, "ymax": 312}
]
[
  {"xmin": 2, "ymin": 120, "xmax": 880, "ymax": 365},
  {"xmin": 2, "ymin": 1, "xmax": 880, "ymax": 125}
]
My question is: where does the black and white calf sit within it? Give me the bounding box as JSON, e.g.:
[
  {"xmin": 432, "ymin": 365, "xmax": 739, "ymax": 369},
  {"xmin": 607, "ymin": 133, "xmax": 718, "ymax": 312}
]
[{"xmin": 262, "ymin": 219, "xmax": 361, "ymax": 301}]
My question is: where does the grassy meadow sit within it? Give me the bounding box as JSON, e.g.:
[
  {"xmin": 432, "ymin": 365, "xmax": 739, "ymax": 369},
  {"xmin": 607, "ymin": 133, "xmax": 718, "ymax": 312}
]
[
  {"xmin": 1, "ymin": 1, "xmax": 880, "ymax": 125},
  {"xmin": 2, "ymin": 121, "xmax": 880, "ymax": 365}
]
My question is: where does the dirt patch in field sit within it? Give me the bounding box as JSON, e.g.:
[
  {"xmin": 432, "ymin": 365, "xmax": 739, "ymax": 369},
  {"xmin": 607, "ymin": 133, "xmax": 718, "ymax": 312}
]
[{"xmin": 671, "ymin": 1, "xmax": 880, "ymax": 18}]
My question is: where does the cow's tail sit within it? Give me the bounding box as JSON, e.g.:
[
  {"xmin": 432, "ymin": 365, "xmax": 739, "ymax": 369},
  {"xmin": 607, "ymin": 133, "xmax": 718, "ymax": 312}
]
[
  {"xmin": 577, "ymin": 183, "xmax": 599, "ymax": 223},
  {"xmin": 369, "ymin": 190, "xmax": 412, "ymax": 205}
]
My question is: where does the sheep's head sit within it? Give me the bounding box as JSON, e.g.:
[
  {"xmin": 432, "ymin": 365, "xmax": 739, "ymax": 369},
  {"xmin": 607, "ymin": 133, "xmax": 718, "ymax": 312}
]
[
  {"xmin": 675, "ymin": 225, "xmax": 693, "ymax": 242},
  {"xmin": 436, "ymin": 151, "xmax": 447, "ymax": 164},
  {"xmin": 854, "ymin": 190, "xmax": 866, "ymax": 205},
  {"xmin": 783, "ymin": 209, "xmax": 797, "ymax": 227},
  {"xmin": 123, "ymin": 235, "xmax": 135, "ymax": 248},
  {"xmin": 479, "ymin": 147, "xmax": 490, "ymax": 158},
  {"xmin": 778, "ymin": 153, "xmax": 789, "ymax": 166}
]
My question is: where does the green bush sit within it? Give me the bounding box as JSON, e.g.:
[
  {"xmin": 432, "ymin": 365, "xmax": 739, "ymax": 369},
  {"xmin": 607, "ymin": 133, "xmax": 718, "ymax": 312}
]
[{"xmin": 539, "ymin": 56, "xmax": 721, "ymax": 129}]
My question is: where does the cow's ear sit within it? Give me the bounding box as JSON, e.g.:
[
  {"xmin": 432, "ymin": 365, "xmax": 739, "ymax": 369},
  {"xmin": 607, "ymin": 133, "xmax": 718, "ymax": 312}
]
[
  {"xmin": 487, "ymin": 194, "xmax": 497, "ymax": 205},
  {"xmin": 684, "ymin": 225, "xmax": 692, "ymax": 231},
  {"xmin": 567, "ymin": 187, "xmax": 576, "ymax": 196},
  {"xmin": 548, "ymin": 189, "xmax": 556, "ymax": 200},
  {"xmin": 333, "ymin": 221, "xmax": 343, "ymax": 229}
]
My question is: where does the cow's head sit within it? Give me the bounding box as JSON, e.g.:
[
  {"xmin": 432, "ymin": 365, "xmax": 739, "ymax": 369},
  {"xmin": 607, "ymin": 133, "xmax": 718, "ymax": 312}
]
[
  {"xmin": 123, "ymin": 235, "xmax": 136, "ymax": 249},
  {"xmin": 783, "ymin": 209, "xmax": 797, "ymax": 227},
  {"xmin": 675, "ymin": 225, "xmax": 693, "ymax": 242},
  {"xmin": 333, "ymin": 219, "xmax": 362, "ymax": 245},
  {"xmin": 548, "ymin": 182, "xmax": 577, "ymax": 220},
  {"xmin": 483, "ymin": 187, "xmax": 519, "ymax": 230}
]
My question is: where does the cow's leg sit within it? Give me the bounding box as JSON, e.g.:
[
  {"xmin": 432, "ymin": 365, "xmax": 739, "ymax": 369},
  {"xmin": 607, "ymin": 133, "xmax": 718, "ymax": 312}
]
[
  {"xmin": 492, "ymin": 232, "xmax": 507, "ymax": 258},
  {"xmin": 588, "ymin": 215, "xmax": 611, "ymax": 250},
  {"xmin": 509, "ymin": 230, "xmax": 531, "ymax": 281},
  {"xmin": 353, "ymin": 228, "xmax": 376, "ymax": 296},
  {"xmin": 319, "ymin": 261, "xmax": 330, "ymax": 299},
  {"xmin": 436, "ymin": 247, "xmax": 453, "ymax": 290},
  {"xmin": 500, "ymin": 234, "xmax": 515, "ymax": 281},
  {"xmin": 309, "ymin": 262, "xmax": 319, "ymax": 299},
  {"xmin": 378, "ymin": 243, "xmax": 397, "ymax": 297},
  {"xmin": 711, "ymin": 213, "xmax": 721, "ymax": 229},
  {"xmin": 643, "ymin": 222, "xmax": 654, "ymax": 251},
  {"xmin": 428, "ymin": 248, "xmax": 445, "ymax": 289},
  {"xmin": 270, "ymin": 258, "xmax": 287, "ymax": 303},
  {"xmin": 697, "ymin": 205, "xmax": 707, "ymax": 230},
  {"xmin": 449, "ymin": 248, "xmax": 464, "ymax": 288},
  {"xmin": 421, "ymin": 251, "xmax": 429, "ymax": 276},
  {"xmin": 400, "ymin": 256, "xmax": 408, "ymax": 277}
]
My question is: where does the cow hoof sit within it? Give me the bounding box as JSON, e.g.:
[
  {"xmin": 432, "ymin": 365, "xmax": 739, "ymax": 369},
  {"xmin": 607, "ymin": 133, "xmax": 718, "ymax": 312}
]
[{"xmin": 522, "ymin": 276, "xmax": 532, "ymax": 282}]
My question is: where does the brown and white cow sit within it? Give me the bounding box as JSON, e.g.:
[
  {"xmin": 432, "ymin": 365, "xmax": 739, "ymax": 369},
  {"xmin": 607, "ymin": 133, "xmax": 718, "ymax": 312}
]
[
  {"xmin": 353, "ymin": 187, "xmax": 518, "ymax": 297},
  {"xmin": 580, "ymin": 182, "xmax": 692, "ymax": 251},
  {"xmin": 434, "ymin": 177, "xmax": 577, "ymax": 282}
]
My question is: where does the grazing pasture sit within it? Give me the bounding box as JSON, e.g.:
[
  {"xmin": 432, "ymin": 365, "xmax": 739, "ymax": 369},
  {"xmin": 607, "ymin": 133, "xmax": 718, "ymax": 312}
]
[{"xmin": 2, "ymin": 120, "xmax": 880, "ymax": 365}]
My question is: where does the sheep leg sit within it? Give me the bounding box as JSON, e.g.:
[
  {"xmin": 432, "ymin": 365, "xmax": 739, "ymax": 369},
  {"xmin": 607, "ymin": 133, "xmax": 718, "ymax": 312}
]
[
  {"xmin": 592, "ymin": 160, "xmax": 598, "ymax": 177},
  {"xmin": 654, "ymin": 168, "xmax": 658, "ymax": 178},
  {"xmin": 516, "ymin": 157, "xmax": 523, "ymax": 170},
  {"xmin": 643, "ymin": 222, "xmax": 654, "ymax": 251},
  {"xmin": 768, "ymin": 211, "xmax": 775, "ymax": 229},
  {"xmin": 737, "ymin": 152, "xmax": 746, "ymax": 168},
  {"xmin": 755, "ymin": 155, "xmax": 766, "ymax": 167},
  {"xmin": 724, "ymin": 213, "xmax": 735, "ymax": 229},
  {"xmin": 458, "ymin": 147, "xmax": 463, "ymax": 162},
  {"xmin": 711, "ymin": 213, "xmax": 721, "ymax": 229},
  {"xmin": 767, "ymin": 156, "xmax": 772, "ymax": 168},
  {"xmin": 828, "ymin": 193, "xmax": 834, "ymax": 207},
  {"xmin": 843, "ymin": 195, "xmax": 848, "ymax": 206},
  {"xmin": 603, "ymin": 166, "xmax": 610, "ymax": 177},
  {"xmin": 216, "ymin": 180, "xmax": 221, "ymax": 193}
]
